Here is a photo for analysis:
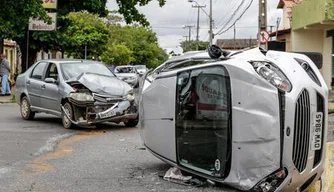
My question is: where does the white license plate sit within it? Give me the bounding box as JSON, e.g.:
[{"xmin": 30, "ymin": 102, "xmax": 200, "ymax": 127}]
[
  {"xmin": 99, "ymin": 110, "xmax": 116, "ymax": 119},
  {"xmin": 311, "ymin": 112, "xmax": 323, "ymax": 150}
]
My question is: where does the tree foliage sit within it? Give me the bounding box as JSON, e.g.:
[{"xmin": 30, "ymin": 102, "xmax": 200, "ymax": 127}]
[
  {"xmin": 60, "ymin": 11, "xmax": 109, "ymax": 59},
  {"xmin": 101, "ymin": 43, "xmax": 134, "ymax": 65},
  {"xmin": 0, "ymin": 0, "xmax": 49, "ymax": 52},
  {"xmin": 116, "ymin": 0, "xmax": 166, "ymax": 26},
  {"xmin": 102, "ymin": 25, "xmax": 168, "ymax": 68},
  {"xmin": 180, "ymin": 40, "xmax": 210, "ymax": 52},
  {"xmin": 13, "ymin": 0, "xmax": 108, "ymax": 71}
]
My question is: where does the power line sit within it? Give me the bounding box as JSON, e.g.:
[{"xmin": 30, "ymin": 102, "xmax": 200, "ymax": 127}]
[
  {"xmin": 214, "ymin": 0, "xmax": 240, "ymax": 27},
  {"xmin": 215, "ymin": 0, "xmax": 254, "ymax": 35},
  {"xmin": 215, "ymin": 0, "xmax": 246, "ymax": 35}
]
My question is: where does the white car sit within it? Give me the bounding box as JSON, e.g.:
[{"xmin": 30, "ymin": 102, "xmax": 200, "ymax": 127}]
[
  {"xmin": 114, "ymin": 65, "xmax": 140, "ymax": 88},
  {"xmin": 135, "ymin": 65, "xmax": 148, "ymax": 76},
  {"xmin": 139, "ymin": 45, "xmax": 328, "ymax": 192}
]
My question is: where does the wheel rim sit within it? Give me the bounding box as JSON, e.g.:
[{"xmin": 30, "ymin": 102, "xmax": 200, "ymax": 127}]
[
  {"xmin": 63, "ymin": 104, "xmax": 71, "ymax": 127},
  {"xmin": 21, "ymin": 99, "xmax": 29, "ymax": 117}
]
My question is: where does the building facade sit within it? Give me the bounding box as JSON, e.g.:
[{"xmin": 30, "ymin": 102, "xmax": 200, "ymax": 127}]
[
  {"xmin": 216, "ymin": 39, "xmax": 258, "ymax": 50},
  {"xmin": 3, "ymin": 40, "xmax": 21, "ymax": 81},
  {"xmin": 273, "ymin": 0, "xmax": 334, "ymax": 87}
]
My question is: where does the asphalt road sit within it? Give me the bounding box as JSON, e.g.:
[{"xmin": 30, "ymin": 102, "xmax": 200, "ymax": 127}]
[{"xmin": 0, "ymin": 103, "xmax": 237, "ymax": 192}]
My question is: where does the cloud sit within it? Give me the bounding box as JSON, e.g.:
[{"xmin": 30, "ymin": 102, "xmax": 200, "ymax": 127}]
[{"xmin": 107, "ymin": 0, "xmax": 282, "ymax": 52}]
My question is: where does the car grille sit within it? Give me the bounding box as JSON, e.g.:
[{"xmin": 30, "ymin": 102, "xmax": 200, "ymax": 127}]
[
  {"xmin": 313, "ymin": 93, "xmax": 325, "ymax": 167},
  {"xmin": 292, "ymin": 89, "xmax": 310, "ymax": 172},
  {"xmin": 93, "ymin": 93, "xmax": 123, "ymax": 104}
]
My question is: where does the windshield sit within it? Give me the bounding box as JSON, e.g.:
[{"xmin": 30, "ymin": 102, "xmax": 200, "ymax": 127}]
[
  {"xmin": 115, "ymin": 67, "xmax": 137, "ymax": 73},
  {"xmin": 135, "ymin": 65, "xmax": 146, "ymax": 70},
  {"xmin": 60, "ymin": 62, "xmax": 115, "ymax": 80},
  {"xmin": 176, "ymin": 66, "xmax": 231, "ymax": 177}
]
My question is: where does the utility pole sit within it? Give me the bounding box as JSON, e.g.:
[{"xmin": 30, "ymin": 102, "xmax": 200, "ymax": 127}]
[
  {"xmin": 276, "ymin": 17, "xmax": 281, "ymax": 41},
  {"xmin": 183, "ymin": 35, "xmax": 189, "ymax": 51},
  {"xmin": 183, "ymin": 25, "xmax": 195, "ymax": 50},
  {"xmin": 192, "ymin": 4, "xmax": 206, "ymax": 50},
  {"xmin": 258, "ymin": 0, "xmax": 267, "ymax": 47},
  {"xmin": 209, "ymin": 0, "xmax": 213, "ymax": 45},
  {"xmin": 268, "ymin": 25, "xmax": 274, "ymax": 41},
  {"xmin": 233, "ymin": 23, "xmax": 236, "ymax": 50}
]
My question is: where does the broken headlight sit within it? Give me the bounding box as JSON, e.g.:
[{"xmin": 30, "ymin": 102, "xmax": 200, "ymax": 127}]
[
  {"xmin": 69, "ymin": 92, "xmax": 94, "ymax": 102},
  {"xmin": 250, "ymin": 61, "xmax": 292, "ymax": 92},
  {"xmin": 253, "ymin": 168, "xmax": 287, "ymax": 192},
  {"xmin": 125, "ymin": 91, "xmax": 135, "ymax": 101}
]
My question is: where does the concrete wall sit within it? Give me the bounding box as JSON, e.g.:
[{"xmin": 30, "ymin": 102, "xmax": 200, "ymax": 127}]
[
  {"xmin": 3, "ymin": 44, "xmax": 18, "ymax": 78},
  {"xmin": 322, "ymin": 33, "xmax": 333, "ymax": 88},
  {"xmin": 282, "ymin": 6, "xmax": 292, "ymax": 29},
  {"xmin": 292, "ymin": 29, "xmax": 332, "ymax": 88}
]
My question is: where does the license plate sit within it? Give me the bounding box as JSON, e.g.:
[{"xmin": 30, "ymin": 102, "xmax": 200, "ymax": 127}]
[
  {"xmin": 98, "ymin": 110, "xmax": 116, "ymax": 119},
  {"xmin": 311, "ymin": 112, "xmax": 323, "ymax": 150}
]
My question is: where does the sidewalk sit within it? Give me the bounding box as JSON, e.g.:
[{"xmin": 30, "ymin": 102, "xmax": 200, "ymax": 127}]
[
  {"xmin": 0, "ymin": 87, "xmax": 15, "ymax": 103},
  {"xmin": 0, "ymin": 95, "xmax": 13, "ymax": 103}
]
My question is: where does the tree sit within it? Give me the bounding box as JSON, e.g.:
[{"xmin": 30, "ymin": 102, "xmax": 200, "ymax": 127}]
[
  {"xmin": 103, "ymin": 25, "xmax": 168, "ymax": 68},
  {"xmin": 60, "ymin": 11, "xmax": 109, "ymax": 59},
  {"xmin": 101, "ymin": 43, "xmax": 134, "ymax": 65},
  {"xmin": 180, "ymin": 40, "xmax": 210, "ymax": 52},
  {"xmin": 115, "ymin": 0, "xmax": 166, "ymax": 26},
  {"xmin": 13, "ymin": 0, "xmax": 108, "ymax": 71},
  {"xmin": 0, "ymin": 0, "xmax": 49, "ymax": 53}
]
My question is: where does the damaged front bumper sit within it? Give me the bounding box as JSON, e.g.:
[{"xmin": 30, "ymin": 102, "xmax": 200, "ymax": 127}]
[{"xmin": 61, "ymin": 100, "xmax": 138, "ymax": 126}]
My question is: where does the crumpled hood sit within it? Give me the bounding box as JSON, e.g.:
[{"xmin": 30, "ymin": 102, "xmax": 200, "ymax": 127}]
[{"xmin": 68, "ymin": 73, "xmax": 132, "ymax": 96}]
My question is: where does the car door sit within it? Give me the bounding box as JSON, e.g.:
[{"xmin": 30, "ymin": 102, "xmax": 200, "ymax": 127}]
[
  {"xmin": 27, "ymin": 62, "xmax": 48, "ymax": 108},
  {"xmin": 40, "ymin": 63, "xmax": 61, "ymax": 112}
]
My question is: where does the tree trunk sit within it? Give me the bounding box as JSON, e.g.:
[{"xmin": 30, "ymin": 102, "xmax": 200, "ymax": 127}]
[{"xmin": 0, "ymin": 38, "xmax": 4, "ymax": 54}]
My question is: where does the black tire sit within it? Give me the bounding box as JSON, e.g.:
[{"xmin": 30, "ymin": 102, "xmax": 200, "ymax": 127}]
[
  {"xmin": 62, "ymin": 102, "xmax": 75, "ymax": 129},
  {"xmin": 20, "ymin": 96, "xmax": 35, "ymax": 120},
  {"xmin": 124, "ymin": 116, "xmax": 139, "ymax": 127}
]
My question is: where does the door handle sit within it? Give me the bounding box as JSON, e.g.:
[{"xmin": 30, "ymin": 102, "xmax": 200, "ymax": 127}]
[
  {"xmin": 26, "ymin": 80, "xmax": 30, "ymax": 85},
  {"xmin": 41, "ymin": 84, "xmax": 46, "ymax": 89}
]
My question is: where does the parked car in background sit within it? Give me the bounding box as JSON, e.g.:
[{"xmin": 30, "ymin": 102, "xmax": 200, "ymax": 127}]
[
  {"xmin": 139, "ymin": 45, "xmax": 328, "ymax": 192},
  {"xmin": 114, "ymin": 65, "xmax": 140, "ymax": 88},
  {"xmin": 135, "ymin": 65, "xmax": 148, "ymax": 76},
  {"xmin": 15, "ymin": 59, "xmax": 138, "ymax": 129}
]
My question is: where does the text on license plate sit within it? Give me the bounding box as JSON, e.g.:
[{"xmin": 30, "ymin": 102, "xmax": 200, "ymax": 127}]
[
  {"xmin": 311, "ymin": 112, "xmax": 323, "ymax": 150},
  {"xmin": 99, "ymin": 110, "xmax": 116, "ymax": 119}
]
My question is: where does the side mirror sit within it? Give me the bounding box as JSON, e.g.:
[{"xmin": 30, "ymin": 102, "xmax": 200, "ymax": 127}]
[
  {"xmin": 45, "ymin": 77, "xmax": 57, "ymax": 84},
  {"xmin": 294, "ymin": 52, "xmax": 323, "ymax": 69}
]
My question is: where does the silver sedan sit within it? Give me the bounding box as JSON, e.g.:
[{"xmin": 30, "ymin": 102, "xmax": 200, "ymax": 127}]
[{"xmin": 15, "ymin": 59, "xmax": 138, "ymax": 129}]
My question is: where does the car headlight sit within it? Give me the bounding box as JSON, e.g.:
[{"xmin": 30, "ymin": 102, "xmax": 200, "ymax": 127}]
[
  {"xmin": 250, "ymin": 61, "xmax": 292, "ymax": 92},
  {"xmin": 127, "ymin": 77, "xmax": 135, "ymax": 80},
  {"xmin": 69, "ymin": 92, "xmax": 94, "ymax": 102},
  {"xmin": 125, "ymin": 91, "xmax": 135, "ymax": 101},
  {"xmin": 252, "ymin": 168, "xmax": 287, "ymax": 192}
]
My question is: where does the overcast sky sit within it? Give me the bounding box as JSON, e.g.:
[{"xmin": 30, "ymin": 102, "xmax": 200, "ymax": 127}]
[{"xmin": 106, "ymin": 0, "xmax": 282, "ymax": 53}]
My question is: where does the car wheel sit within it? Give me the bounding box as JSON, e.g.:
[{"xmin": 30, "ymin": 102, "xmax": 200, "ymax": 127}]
[
  {"xmin": 20, "ymin": 96, "xmax": 35, "ymax": 120},
  {"xmin": 62, "ymin": 102, "xmax": 75, "ymax": 129},
  {"xmin": 124, "ymin": 116, "xmax": 139, "ymax": 127}
]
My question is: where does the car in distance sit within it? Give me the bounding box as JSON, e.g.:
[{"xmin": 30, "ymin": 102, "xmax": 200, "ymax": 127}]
[
  {"xmin": 135, "ymin": 65, "xmax": 148, "ymax": 76},
  {"xmin": 15, "ymin": 59, "xmax": 138, "ymax": 129},
  {"xmin": 114, "ymin": 65, "xmax": 140, "ymax": 88},
  {"xmin": 139, "ymin": 45, "xmax": 328, "ymax": 192}
]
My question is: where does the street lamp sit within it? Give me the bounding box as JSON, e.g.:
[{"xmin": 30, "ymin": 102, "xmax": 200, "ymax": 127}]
[{"xmin": 188, "ymin": 0, "xmax": 213, "ymax": 45}]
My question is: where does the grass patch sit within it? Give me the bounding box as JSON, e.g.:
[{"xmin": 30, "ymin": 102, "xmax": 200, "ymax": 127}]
[{"xmin": 11, "ymin": 94, "xmax": 16, "ymax": 103}]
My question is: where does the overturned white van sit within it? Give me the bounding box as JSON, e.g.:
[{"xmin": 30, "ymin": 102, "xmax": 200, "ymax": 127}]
[{"xmin": 139, "ymin": 45, "xmax": 328, "ymax": 192}]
